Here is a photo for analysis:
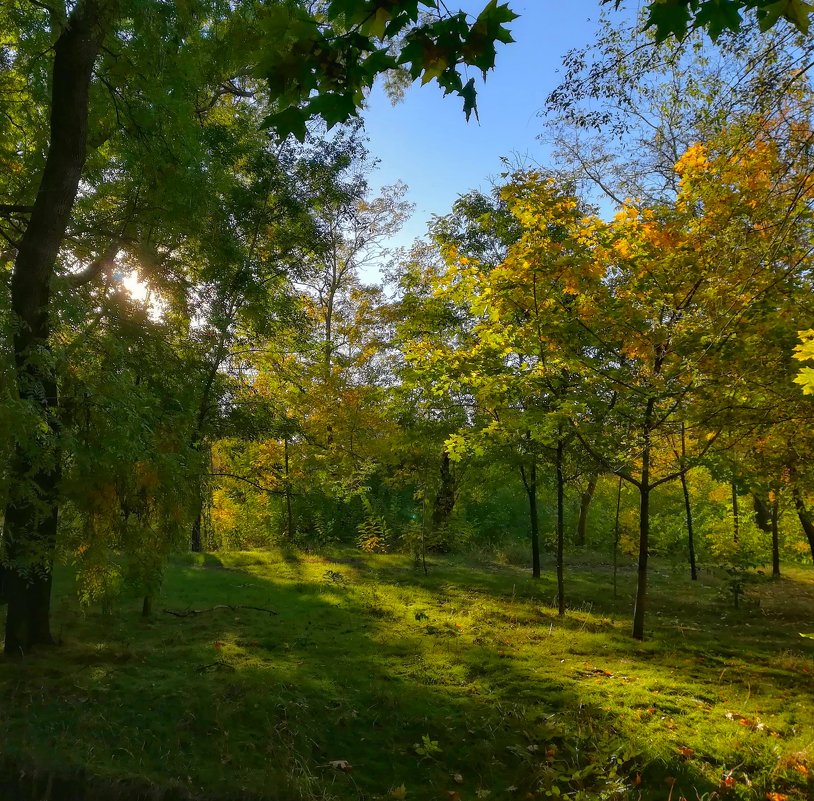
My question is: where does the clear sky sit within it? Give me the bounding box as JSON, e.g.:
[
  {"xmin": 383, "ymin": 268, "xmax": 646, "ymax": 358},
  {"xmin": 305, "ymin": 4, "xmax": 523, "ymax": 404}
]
[{"xmin": 360, "ymin": 1, "xmax": 639, "ymax": 252}]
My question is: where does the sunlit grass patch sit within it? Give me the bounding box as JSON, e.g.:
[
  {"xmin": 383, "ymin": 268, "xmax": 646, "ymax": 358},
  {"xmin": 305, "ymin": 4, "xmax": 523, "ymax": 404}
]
[{"xmin": 1, "ymin": 548, "xmax": 812, "ymax": 800}]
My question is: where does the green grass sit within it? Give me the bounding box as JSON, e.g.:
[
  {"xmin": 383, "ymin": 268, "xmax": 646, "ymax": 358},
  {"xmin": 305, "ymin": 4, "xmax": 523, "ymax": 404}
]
[{"xmin": 1, "ymin": 549, "xmax": 813, "ymax": 800}]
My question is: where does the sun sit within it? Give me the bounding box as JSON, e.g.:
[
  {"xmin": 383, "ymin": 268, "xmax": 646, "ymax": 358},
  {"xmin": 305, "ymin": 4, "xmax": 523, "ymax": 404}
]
[{"xmin": 120, "ymin": 271, "xmax": 149, "ymax": 302}]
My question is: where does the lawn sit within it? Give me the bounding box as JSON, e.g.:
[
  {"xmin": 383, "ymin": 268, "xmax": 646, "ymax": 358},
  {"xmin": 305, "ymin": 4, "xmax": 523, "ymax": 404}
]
[{"xmin": 0, "ymin": 549, "xmax": 812, "ymax": 801}]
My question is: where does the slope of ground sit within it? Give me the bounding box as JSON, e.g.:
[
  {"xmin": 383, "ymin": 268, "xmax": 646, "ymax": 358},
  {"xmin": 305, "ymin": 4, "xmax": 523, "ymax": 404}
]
[{"xmin": 0, "ymin": 549, "xmax": 812, "ymax": 800}]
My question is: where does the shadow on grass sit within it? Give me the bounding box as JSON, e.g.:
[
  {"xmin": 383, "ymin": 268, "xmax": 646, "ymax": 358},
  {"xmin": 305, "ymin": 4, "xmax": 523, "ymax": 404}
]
[{"xmin": 1, "ymin": 550, "xmax": 812, "ymax": 800}]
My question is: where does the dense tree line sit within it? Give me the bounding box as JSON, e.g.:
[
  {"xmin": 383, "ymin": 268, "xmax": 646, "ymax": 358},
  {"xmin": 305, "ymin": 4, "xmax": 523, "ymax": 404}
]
[{"xmin": 2, "ymin": 0, "xmax": 814, "ymax": 656}]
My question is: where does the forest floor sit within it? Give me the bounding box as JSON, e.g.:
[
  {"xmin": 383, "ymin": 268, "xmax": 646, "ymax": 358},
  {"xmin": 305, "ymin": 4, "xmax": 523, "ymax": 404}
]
[{"xmin": 0, "ymin": 549, "xmax": 813, "ymax": 801}]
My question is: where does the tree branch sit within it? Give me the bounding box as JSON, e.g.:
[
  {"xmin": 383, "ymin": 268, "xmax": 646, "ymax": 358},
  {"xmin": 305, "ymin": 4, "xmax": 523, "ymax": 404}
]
[{"xmin": 66, "ymin": 241, "xmax": 121, "ymax": 288}]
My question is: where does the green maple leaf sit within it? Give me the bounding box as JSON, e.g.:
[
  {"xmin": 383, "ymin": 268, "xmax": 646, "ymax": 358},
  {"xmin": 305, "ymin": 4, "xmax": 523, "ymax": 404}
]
[
  {"xmin": 694, "ymin": 0, "xmax": 743, "ymax": 38},
  {"xmin": 262, "ymin": 106, "xmax": 308, "ymax": 142},
  {"xmin": 644, "ymin": 0, "xmax": 695, "ymax": 41},
  {"xmin": 305, "ymin": 92, "xmax": 358, "ymax": 128}
]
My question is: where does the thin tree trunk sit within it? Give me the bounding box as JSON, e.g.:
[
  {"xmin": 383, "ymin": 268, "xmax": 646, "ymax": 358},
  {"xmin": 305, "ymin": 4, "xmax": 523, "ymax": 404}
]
[
  {"xmin": 612, "ymin": 475, "xmax": 622, "ymax": 601},
  {"xmin": 4, "ymin": 0, "xmax": 102, "ymax": 656},
  {"xmin": 575, "ymin": 473, "xmax": 597, "ymax": 547},
  {"xmin": 680, "ymin": 424, "xmax": 696, "ymax": 581},
  {"xmin": 190, "ymin": 509, "xmax": 203, "ymax": 552},
  {"xmin": 555, "ymin": 439, "xmax": 565, "ymax": 616},
  {"xmin": 520, "ymin": 457, "xmax": 540, "ymax": 580},
  {"xmin": 284, "ymin": 435, "xmax": 293, "ymax": 541},
  {"xmin": 792, "ymin": 489, "xmax": 814, "ymax": 563},
  {"xmin": 753, "ymin": 495, "xmax": 773, "ymax": 534},
  {"xmin": 431, "ymin": 450, "xmax": 456, "ymax": 529},
  {"xmin": 681, "ymin": 471, "xmax": 697, "ymax": 581},
  {"xmin": 731, "ymin": 479, "xmax": 740, "ymax": 543},
  {"xmin": 632, "ymin": 398, "xmax": 655, "ymax": 641},
  {"xmin": 770, "ymin": 493, "xmax": 781, "ymax": 578}
]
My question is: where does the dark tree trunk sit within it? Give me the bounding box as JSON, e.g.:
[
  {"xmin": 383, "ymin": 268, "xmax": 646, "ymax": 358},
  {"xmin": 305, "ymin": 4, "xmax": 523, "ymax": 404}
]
[
  {"xmin": 520, "ymin": 458, "xmax": 541, "ymax": 580},
  {"xmin": 284, "ymin": 435, "xmax": 294, "ymax": 541},
  {"xmin": 4, "ymin": 0, "xmax": 102, "ymax": 656},
  {"xmin": 731, "ymin": 480, "xmax": 740, "ymax": 543},
  {"xmin": 771, "ymin": 494, "xmax": 781, "ymax": 578},
  {"xmin": 632, "ymin": 398, "xmax": 654, "ymax": 641},
  {"xmin": 679, "ymin": 424, "xmax": 696, "ymax": 581},
  {"xmin": 612, "ymin": 475, "xmax": 622, "ymax": 600},
  {"xmin": 142, "ymin": 595, "xmax": 152, "ymax": 618},
  {"xmin": 681, "ymin": 471, "xmax": 697, "ymax": 581},
  {"xmin": 555, "ymin": 439, "xmax": 565, "ymax": 616},
  {"xmin": 575, "ymin": 473, "xmax": 597, "ymax": 547},
  {"xmin": 190, "ymin": 510, "xmax": 203, "ymax": 553},
  {"xmin": 431, "ymin": 450, "xmax": 456, "ymax": 529},
  {"xmin": 793, "ymin": 489, "xmax": 814, "ymax": 563},
  {"xmin": 753, "ymin": 495, "xmax": 773, "ymax": 533}
]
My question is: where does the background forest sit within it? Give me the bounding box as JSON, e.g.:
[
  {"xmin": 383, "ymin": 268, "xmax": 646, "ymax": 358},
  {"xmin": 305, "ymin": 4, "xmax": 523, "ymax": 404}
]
[{"xmin": 2, "ymin": 1, "xmax": 814, "ymax": 800}]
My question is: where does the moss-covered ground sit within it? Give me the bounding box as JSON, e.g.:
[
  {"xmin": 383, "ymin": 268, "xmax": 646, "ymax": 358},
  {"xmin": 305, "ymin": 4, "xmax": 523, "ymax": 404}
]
[{"xmin": 1, "ymin": 549, "xmax": 812, "ymax": 800}]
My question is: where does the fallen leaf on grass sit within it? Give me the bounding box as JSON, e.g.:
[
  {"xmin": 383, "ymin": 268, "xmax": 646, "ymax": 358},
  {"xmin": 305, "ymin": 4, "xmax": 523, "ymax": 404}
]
[
  {"xmin": 452, "ymin": 773, "xmax": 464, "ymax": 784},
  {"xmin": 766, "ymin": 793, "xmax": 788, "ymax": 801},
  {"xmin": 677, "ymin": 746, "xmax": 694, "ymax": 758},
  {"xmin": 390, "ymin": 784, "xmax": 407, "ymax": 799},
  {"xmin": 793, "ymin": 763, "xmax": 809, "ymax": 776},
  {"xmin": 329, "ymin": 760, "xmax": 352, "ymax": 772}
]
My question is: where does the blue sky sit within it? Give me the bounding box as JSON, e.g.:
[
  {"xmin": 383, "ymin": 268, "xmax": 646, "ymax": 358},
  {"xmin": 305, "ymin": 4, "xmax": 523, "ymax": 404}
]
[{"xmin": 360, "ymin": 1, "xmax": 639, "ymax": 251}]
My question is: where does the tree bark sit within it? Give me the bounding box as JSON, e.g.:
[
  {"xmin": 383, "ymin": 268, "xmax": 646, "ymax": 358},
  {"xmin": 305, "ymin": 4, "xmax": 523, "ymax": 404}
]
[
  {"xmin": 431, "ymin": 450, "xmax": 456, "ymax": 529},
  {"xmin": 284, "ymin": 435, "xmax": 294, "ymax": 541},
  {"xmin": 753, "ymin": 495, "xmax": 773, "ymax": 533},
  {"xmin": 612, "ymin": 475, "xmax": 622, "ymax": 601},
  {"xmin": 771, "ymin": 493, "xmax": 781, "ymax": 578},
  {"xmin": 731, "ymin": 479, "xmax": 740, "ymax": 543},
  {"xmin": 575, "ymin": 473, "xmax": 597, "ymax": 547},
  {"xmin": 190, "ymin": 509, "xmax": 203, "ymax": 553},
  {"xmin": 520, "ymin": 458, "xmax": 541, "ymax": 580},
  {"xmin": 4, "ymin": 0, "xmax": 102, "ymax": 656},
  {"xmin": 632, "ymin": 398, "xmax": 654, "ymax": 641},
  {"xmin": 555, "ymin": 439, "xmax": 565, "ymax": 616},
  {"xmin": 681, "ymin": 471, "xmax": 697, "ymax": 581},
  {"xmin": 679, "ymin": 423, "xmax": 696, "ymax": 581},
  {"xmin": 793, "ymin": 489, "xmax": 814, "ymax": 563}
]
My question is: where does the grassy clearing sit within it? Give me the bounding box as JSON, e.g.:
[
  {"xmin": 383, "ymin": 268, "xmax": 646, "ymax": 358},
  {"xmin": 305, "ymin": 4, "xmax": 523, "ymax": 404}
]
[{"xmin": 1, "ymin": 549, "xmax": 813, "ymax": 800}]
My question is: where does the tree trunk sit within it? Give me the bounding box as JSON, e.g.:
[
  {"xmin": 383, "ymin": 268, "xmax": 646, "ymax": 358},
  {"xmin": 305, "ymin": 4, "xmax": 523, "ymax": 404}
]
[
  {"xmin": 612, "ymin": 475, "xmax": 622, "ymax": 601},
  {"xmin": 284, "ymin": 435, "xmax": 294, "ymax": 541},
  {"xmin": 520, "ymin": 459, "xmax": 541, "ymax": 580},
  {"xmin": 632, "ymin": 398, "xmax": 654, "ymax": 641},
  {"xmin": 142, "ymin": 595, "xmax": 152, "ymax": 618},
  {"xmin": 679, "ymin": 424, "xmax": 696, "ymax": 581},
  {"xmin": 575, "ymin": 473, "xmax": 597, "ymax": 547},
  {"xmin": 431, "ymin": 450, "xmax": 456, "ymax": 529},
  {"xmin": 190, "ymin": 509, "xmax": 203, "ymax": 553},
  {"xmin": 555, "ymin": 439, "xmax": 565, "ymax": 616},
  {"xmin": 731, "ymin": 480, "xmax": 740, "ymax": 543},
  {"xmin": 4, "ymin": 0, "xmax": 102, "ymax": 656},
  {"xmin": 771, "ymin": 493, "xmax": 781, "ymax": 578},
  {"xmin": 793, "ymin": 489, "xmax": 814, "ymax": 563},
  {"xmin": 753, "ymin": 495, "xmax": 773, "ymax": 533},
  {"xmin": 681, "ymin": 472, "xmax": 697, "ymax": 581}
]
